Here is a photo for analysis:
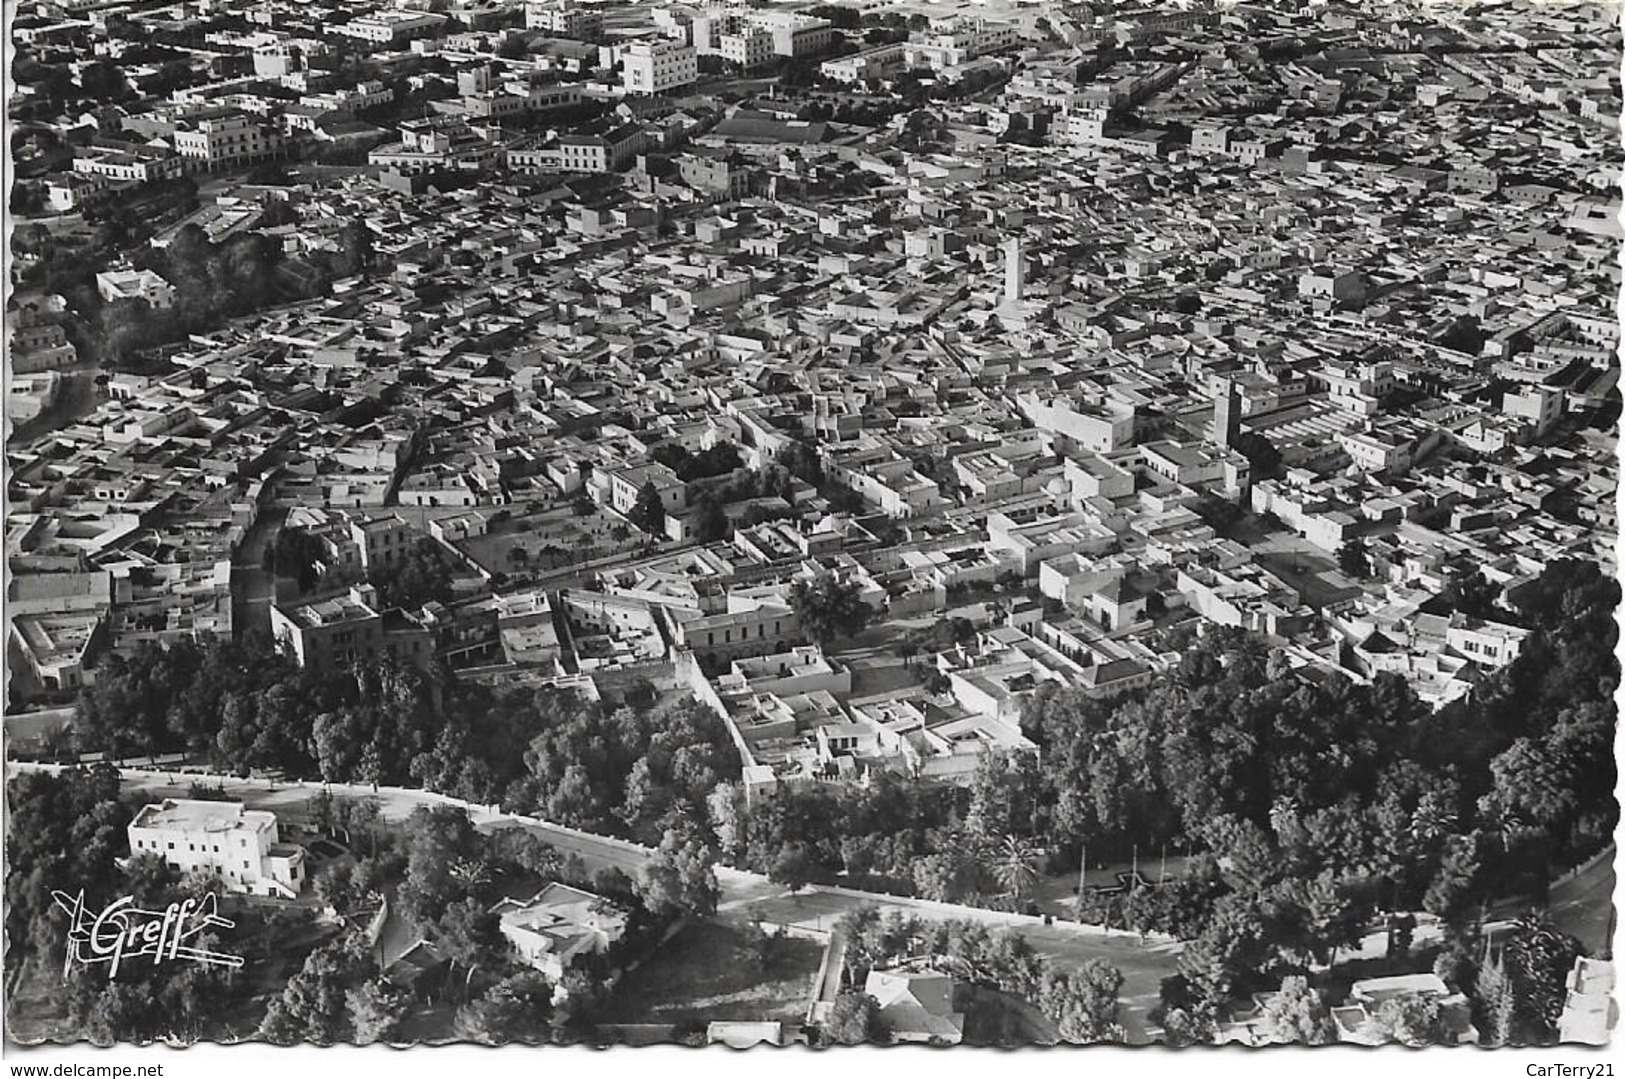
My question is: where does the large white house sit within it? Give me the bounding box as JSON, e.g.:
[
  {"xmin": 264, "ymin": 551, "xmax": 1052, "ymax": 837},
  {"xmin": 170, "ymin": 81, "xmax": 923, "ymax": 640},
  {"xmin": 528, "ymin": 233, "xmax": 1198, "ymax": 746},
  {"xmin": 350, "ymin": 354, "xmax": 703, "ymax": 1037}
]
[
  {"xmin": 126, "ymin": 799, "xmax": 306, "ymax": 899},
  {"xmin": 491, "ymin": 883, "xmax": 627, "ymax": 979}
]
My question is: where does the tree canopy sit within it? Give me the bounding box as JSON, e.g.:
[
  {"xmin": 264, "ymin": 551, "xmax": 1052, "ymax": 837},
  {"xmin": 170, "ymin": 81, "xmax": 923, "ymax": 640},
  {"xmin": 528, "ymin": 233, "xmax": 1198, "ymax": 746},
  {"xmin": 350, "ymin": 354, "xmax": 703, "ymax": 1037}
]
[
  {"xmin": 790, "ymin": 576, "xmax": 873, "ymax": 645},
  {"xmin": 629, "ymin": 481, "xmax": 666, "ymax": 536}
]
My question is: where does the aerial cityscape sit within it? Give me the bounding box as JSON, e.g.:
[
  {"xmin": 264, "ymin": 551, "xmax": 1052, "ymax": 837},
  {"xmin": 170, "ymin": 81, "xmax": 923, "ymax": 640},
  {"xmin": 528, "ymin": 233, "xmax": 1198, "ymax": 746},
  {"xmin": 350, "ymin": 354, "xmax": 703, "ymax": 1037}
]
[{"xmin": 3, "ymin": 0, "xmax": 1620, "ymax": 1054}]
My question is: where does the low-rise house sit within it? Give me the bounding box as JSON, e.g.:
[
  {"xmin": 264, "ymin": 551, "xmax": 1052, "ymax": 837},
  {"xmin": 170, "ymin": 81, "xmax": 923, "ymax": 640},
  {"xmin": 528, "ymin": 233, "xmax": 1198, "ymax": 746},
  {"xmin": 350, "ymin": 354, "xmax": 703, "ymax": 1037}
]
[
  {"xmin": 9, "ymin": 610, "xmax": 105, "ymax": 693},
  {"xmin": 97, "ymin": 269, "xmax": 176, "ymax": 309},
  {"xmin": 864, "ymin": 969, "xmax": 965, "ymax": 1045}
]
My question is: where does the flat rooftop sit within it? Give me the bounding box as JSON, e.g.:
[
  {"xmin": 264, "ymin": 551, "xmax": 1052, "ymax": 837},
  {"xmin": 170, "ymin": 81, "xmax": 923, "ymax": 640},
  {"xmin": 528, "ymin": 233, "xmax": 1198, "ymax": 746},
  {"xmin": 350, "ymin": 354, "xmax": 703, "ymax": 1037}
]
[{"xmin": 130, "ymin": 798, "xmax": 272, "ymax": 834}]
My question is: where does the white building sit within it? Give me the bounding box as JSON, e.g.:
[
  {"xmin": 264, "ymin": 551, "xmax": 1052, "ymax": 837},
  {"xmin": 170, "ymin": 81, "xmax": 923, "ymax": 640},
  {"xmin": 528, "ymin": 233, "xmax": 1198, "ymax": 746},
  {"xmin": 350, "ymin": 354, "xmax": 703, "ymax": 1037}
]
[
  {"xmin": 72, "ymin": 148, "xmax": 185, "ymax": 184},
  {"xmin": 621, "ymin": 40, "xmax": 698, "ymax": 96},
  {"xmin": 608, "ymin": 460, "xmax": 687, "ymax": 517},
  {"xmin": 45, "ymin": 173, "xmax": 109, "ymax": 213},
  {"xmin": 1502, "ymin": 384, "xmax": 1564, "ymax": 438},
  {"xmin": 348, "ymin": 513, "xmax": 417, "ymax": 573},
  {"xmin": 558, "ymin": 121, "xmax": 646, "ymax": 173},
  {"xmin": 96, "ymin": 269, "xmax": 176, "ymax": 309},
  {"xmin": 253, "ymin": 42, "xmax": 302, "ymax": 78},
  {"xmin": 332, "ymin": 9, "xmax": 448, "ymax": 45},
  {"xmin": 718, "ymin": 28, "xmax": 774, "ymax": 70},
  {"xmin": 820, "ymin": 43, "xmax": 906, "ymax": 84},
  {"xmin": 1017, "ymin": 391, "xmax": 1135, "ymax": 454},
  {"xmin": 491, "ymin": 883, "xmax": 627, "ymax": 979},
  {"xmin": 525, "ymin": 1, "xmax": 602, "ymax": 39},
  {"xmin": 905, "ymin": 17, "xmax": 1019, "ymax": 70},
  {"xmin": 695, "ymin": 8, "xmax": 834, "ymax": 59},
  {"xmin": 172, "ymin": 112, "xmax": 286, "ymax": 170},
  {"xmin": 127, "ymin": 799, "xmax": 306, "ymax": 899}
]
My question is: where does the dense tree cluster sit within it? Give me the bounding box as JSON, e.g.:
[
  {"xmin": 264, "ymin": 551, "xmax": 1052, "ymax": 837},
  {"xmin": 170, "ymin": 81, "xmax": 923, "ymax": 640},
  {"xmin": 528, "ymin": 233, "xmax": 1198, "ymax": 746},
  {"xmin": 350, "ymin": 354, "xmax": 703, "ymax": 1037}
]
[
  {"xmin": 1336, "ymin": 539, "xmax": 1371, "ymax": 580},
  {"xmin": 93, "ymin": 215, "xmax": 373, "ymax": 362},
  {"xmin": 259, "ymin": 932, "xmax": 383, "ymax": 1045},
  {"xmin": 649, "ymin": 441, "xmax": 743, "ymax": 482},
  {"xmin": 73, "ymin": 637, "xmax": 740, "ymax": 850},
  {"xmin": 1257, "ymin": 975, "xmax": 1336, "ymax": 1046},
  {"xmin": 510, "ymin": 689, "xmax": 738, "ymax": 844},
  {"xmin": 824, "ymin": 992, "xmax": 883, "ymax": 1045},
  {"xmin": 370, "ymin": 538, "xmax": 456, "ymax": 611},
  {"xmin": 7, "ymin": 767, "xmax": 132, "ymax": 970},
  {"xmin": 789, "ymin": 576, "xmax": 874, "ymax": 645},
  {"xmin": 1192, "ymin": 493, "xmax": 1244, "ymax": 533},
  {"xmin": 263, "ymin": 526, "xmax": 327, "ymax": 593},
  {"xmin": 1498, "ymin": 914, "xmax": 1585, "ymax": 1043},
  {"xmin": 686, "ymin": 455, "xmax": 806, "ymax": 511},
  {"xmin": 100, "ymin": 228, "xmax": 277, "ymax": 360},
  {"xmin": 274, "ymin": 799, "xmax": 682, "ymax": 1046},
  {"xmin": 1016, "ymin": 560, "xmax": 1615, "ymax": 1025},
  {"xmin": 775, "ymin": 441, "xmax": 824, "ymax": 487},
  {"xmin": 454, "ymin": 969, "xmax": 555, "ymax": 1044},
  {"xmin": 633, "ymin": 818, "xmax": 722, "ymax": 919},
  {"xmin": 723, "ymin": 772, "xmax": 965, "ymax": 896},
  {"xmin": 688, "ymin": 494, "xmax": 729, "ymax": 542},
  {"xmin": 1366, "ymin": 990, "xmax": 1447, "ymax": 1047}
]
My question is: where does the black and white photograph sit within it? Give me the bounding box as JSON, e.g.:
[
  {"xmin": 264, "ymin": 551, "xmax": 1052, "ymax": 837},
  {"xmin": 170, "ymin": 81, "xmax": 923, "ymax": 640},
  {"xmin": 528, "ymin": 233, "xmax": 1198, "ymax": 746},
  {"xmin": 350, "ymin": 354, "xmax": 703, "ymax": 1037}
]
[{"xmin": 2, "ymin": 0, "xmax": 1620, "ymax": 1066}]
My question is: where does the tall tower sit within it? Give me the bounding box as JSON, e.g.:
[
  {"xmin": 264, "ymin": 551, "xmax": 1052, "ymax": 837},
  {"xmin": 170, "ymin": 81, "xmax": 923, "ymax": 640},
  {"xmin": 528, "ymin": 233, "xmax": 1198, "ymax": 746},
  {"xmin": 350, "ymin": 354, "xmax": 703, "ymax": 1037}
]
[
  {"xmin": 1211, "ymin": 378, "xmax": 1240, "ymax": 448},
  {"xmin": 1003, "ymin": 235, "xmax": 1024, "ymax": 306}
]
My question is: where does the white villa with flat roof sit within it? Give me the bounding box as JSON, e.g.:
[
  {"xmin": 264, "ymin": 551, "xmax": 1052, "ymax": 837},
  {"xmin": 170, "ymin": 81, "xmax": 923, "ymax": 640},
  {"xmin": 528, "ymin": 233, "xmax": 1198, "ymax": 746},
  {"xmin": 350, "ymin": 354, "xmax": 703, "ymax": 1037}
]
[
  {"xmin": 491, "ymin": 883, "xmax": 627, "ymax": 980},
  {"xmin": 127, "ymin": 799, "xmax": 306, "ymax": 899}
]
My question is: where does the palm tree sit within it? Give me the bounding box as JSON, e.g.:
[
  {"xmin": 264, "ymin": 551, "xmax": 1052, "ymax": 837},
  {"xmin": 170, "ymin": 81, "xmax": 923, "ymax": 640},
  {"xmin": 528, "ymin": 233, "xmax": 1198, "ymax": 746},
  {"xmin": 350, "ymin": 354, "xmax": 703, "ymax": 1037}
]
[
  {"xmin": 1408, "ymin": 795, "xmax": 1457, "ymax": 847},
  {"xmin": 989, "ymin": 834, "xmax": 1043, "ymax": 905},
  {"xmin": 448, "ymin": 857, "xmax": 493, "ymax": 894}
]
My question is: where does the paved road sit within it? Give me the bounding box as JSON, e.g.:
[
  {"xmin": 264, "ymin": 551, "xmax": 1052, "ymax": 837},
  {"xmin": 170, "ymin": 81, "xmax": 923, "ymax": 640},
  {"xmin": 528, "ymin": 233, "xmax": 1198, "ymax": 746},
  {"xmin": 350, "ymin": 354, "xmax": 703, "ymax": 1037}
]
[
  {"xmin": 231, "ymin": 507, "xmax": 288, "ymax": 636},
  {"xmin": 1547, "ymin": 847, "xmax": 1616, "ymax": 956}
]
